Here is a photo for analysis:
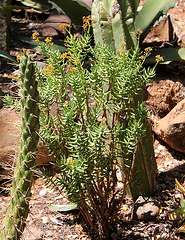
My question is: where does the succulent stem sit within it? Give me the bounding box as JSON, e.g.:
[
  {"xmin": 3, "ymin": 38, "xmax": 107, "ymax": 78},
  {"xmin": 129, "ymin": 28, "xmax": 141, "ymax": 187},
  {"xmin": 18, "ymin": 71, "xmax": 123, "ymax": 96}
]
[{"xmin": 0, "ymin": 54, "xmax": 40, "ymax": 240}]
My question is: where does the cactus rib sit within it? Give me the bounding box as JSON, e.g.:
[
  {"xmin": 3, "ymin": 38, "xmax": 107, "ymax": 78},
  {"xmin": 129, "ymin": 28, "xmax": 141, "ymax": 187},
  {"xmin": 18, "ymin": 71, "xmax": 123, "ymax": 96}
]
[{"xmin": 1, "ymin": 54, "xmax": 40, "ymax": 240}]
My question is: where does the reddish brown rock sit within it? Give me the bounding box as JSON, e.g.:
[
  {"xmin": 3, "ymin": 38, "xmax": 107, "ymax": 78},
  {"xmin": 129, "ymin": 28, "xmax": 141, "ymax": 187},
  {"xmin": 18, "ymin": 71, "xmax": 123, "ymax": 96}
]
[
  {"xmin": 42, "ymin": 14, "xmax": 71, "ymax": 38},
  {"xmin": 0, "ymin": 107, "xmax": 53, "ymax": 168},
  {"xmin": 154, "ymin": 98, "xmax": 185, "ymax": 153}
]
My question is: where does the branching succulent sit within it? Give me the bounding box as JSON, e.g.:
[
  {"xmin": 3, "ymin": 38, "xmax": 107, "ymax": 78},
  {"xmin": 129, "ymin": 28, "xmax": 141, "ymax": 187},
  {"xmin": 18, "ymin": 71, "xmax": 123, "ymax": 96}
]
[{"xmin": 32, "ymin": 20, "xmax": 160, "ymax": 239}]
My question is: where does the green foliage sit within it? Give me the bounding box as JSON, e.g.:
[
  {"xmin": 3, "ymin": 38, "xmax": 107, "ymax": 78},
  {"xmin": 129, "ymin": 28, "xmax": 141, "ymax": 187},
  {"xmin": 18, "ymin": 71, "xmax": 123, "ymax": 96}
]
[
  {"xmin": 15, "ymin": 0, "xmax": 52, "ymax": 12},
  {"xmin": 92, "ymin": 0, "xmax": 177, "ymax": 50},
  {"xmin": 17, "ymin": 0, "xmax": 91, "ymax": 25},
  {"xmin": 92, "ymin": 0, "xmax": 128, "ymax": 51},
  {"xmin": 91, "ymin": 0, "xmax": 160, "ymax": 200},
  {"xmin": 49, "ymin": 0, "xmax": 91, "ymax": 26},
  {"xmin": 34, "ymin": 23, "xmax": 159, "ymax": 239},
  {"xmin": 0, "ymin": 54, "xmax": 40, "ymax": 240},
  {"xmin": 169, "ymin": 179, "xmax": 185, "ymax": 223},
  {"xmin": 145, "ymin": 47, "xmax": 185, "ymax": 64},
  {"xmin": 135, "ymin": 0, "xmax": 177, "ymax": 42},
  {"xmin": 91, "ymin": 0, "xmax": 184, "ymax": 64},
  {"xmin": 0, "ymin": 49, "xmax": 17, "ymax": 63}
]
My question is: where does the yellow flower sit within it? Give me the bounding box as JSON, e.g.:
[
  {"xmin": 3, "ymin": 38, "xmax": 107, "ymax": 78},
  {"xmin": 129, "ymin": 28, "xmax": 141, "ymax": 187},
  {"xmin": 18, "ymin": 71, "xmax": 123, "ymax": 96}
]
[
  {"xmin": 144, "ymin": 47, "xmax": 152, "ymax": 52},
  {"xmin": 117, "ymin": 49, "xmax": 126, "ymax": 55},
  {"xmin": 67, "ymin": 157, "xmax": 74, "ymax": 165},
  {"xmin": 61, "ymin": 52, "xmax": 68, "ymax": 59},
  {"xmin": 156, "ymin": 55, "xmax": 164, "ymax": 62},
  {"xmin": 82, "ymin": 15, "xmax": 95, "ymax": 29},
  {"xmin": 16, "ymin": 53, "xmax": 22, "ymax": 62},
  {"xmin": 61, "ymin": 51, "xmax": 72, "ymax": 61},
  {"xmin": 44, "ymin": 65, "xmax": 54, "ymax": 74},
  {"xmin": 45, "ymin": 37, "xmax": 53, "ymax": 46},
  {"xmin": 63, "ymin": 101, "xmax": 69, "ymax": 107},
  {"xmin": 98, "ymin": 116, "xmax": 106, "ymax": 124},
  {"xmin": 119, "ymin": 41, "xmax": 126, "ymax": 47},
  {"xmin": 137, "ymin": 28, "xmax": 143, "ymax": 35},
  {"xmin": 32, "ymin": 32, "xmax": 40, "ymax": 41},
  {"xmin": 133, "ymin": 28, "xmax": 143, "ymax": 37},
  {"xmin": 74, "ymin": 58, "xmax": 80, "ymax": 65},
  {"xmin": 12, "ymin": 76, "xmax": 20, "ymax": 82},
  {"xmin": 139, "ymin": 55, "xmax": 145, "ymax": 60},
  {"xmin": 59, "ymin": 23, "xmax": 71, "ymax": 33},
  {"xmin": 67, "ymin": 66, "xmax": 74, "ymax": 72}
]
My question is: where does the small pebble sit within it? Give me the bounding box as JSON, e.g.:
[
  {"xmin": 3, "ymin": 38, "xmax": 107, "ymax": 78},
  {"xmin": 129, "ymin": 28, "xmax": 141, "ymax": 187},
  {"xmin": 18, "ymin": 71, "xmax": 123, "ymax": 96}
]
[
  {"xmin": 39, "ymin": 188, "xmax": 47, "ymax": 196},
  {"xmin": 42, "ymin": 216, "xmax": 50, "ymax": 223},
  {"xmin": 157, "ymin": 145, "xmax": 164, "ymax": 151}
]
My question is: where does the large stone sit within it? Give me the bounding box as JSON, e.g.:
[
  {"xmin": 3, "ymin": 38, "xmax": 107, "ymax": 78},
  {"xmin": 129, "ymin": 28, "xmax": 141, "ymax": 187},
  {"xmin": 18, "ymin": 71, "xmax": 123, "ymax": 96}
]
[
  {"xmin": 132, "ymin": 196, "xmax": 160, "ymax": 221},
  {"xmin": 144, "ymin": 16, "xmax": 172, "ymax": 44},
  {"xmin": 0, "ymin": 107, "xmax": 53, "ymax": 168},
  {"xmin": 154, "ymin": 98, "xmax": 185, "ymax": 153},
  {"xmin": 42, "ymin": 14, "xmax": 71, "ymax": 38}
]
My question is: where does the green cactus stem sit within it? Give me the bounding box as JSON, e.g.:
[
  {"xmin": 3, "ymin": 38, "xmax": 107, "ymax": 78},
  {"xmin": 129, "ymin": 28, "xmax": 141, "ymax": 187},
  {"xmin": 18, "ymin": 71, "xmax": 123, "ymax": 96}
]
[
  {"xmin": 0, "ymin": 0, "xmax": 12, "ymax": 52},
  {"xmin": 127, "ymin": 118, "xmax": 158, "ymax": 200},
  {"xmin": 0, "ymin": 54, "xmax": 40, "ymax": 240},
  {"xmin": 91, "ymin": 0, "xmax": 137, "ymax": 51}
]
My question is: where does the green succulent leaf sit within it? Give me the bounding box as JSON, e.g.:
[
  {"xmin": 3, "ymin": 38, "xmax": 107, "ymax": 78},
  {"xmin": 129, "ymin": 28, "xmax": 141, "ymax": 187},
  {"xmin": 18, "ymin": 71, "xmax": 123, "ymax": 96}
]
[
  {"xmin": 0, "ymin": 5, "xmax": 26, "ymax": 10},
  {"xmin": 180, "ymin": 199, "xmax": 185, "ymax": 209},
  {"xmin": 15, "ymin": 36, "xmax": 66, "ymax": 52},
  {"xmin": 118, "ymin": 0, "xmax": 139, "ymax": 48},
  {"xmin": 169, "ymin": 207, "xmax": 185, "ymax": 220},
  {"xmin": 51, "ymin": 0, "xmax": 91, "ymax": 26},
  {"xmin": 49, "ymin": 204, "xmax": 78, "ymax": 212},
  {"xmin": 0, "ymin": 49, "xmax": 18, "ymax": 64},
  {"xmin": 16, "ymin": 0, "xmax": 52, "ymax": 11},
  {"xmin": 145, "ymin": 47, "xmax": 185, "ymax": 64},
  {"xmin": 135, "ymin": 0, "xmax": 178, "ymax": 41}
]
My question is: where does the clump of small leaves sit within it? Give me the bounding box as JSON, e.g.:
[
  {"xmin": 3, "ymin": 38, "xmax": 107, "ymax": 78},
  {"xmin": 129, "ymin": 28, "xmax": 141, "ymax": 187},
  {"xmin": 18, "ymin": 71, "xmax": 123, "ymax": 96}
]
[{"xmin": 33, "ymin": 18, "xmax": 160, "ymax": 239}]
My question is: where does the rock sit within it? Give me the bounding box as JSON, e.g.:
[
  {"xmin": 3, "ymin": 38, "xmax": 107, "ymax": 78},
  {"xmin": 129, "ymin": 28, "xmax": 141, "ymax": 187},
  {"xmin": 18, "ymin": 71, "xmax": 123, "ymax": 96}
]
[
  {"xmin": 144, "ymin": 16, "xmax": 171, "ymax": 44},
  {"xmin": 154, "ymin": 98, "xmax": 185, "ymax": 153},
  {"xmin": 170, "ymin": 14, "xmax": 185, "ymax": 48},
  {"xmin": 146, "ymin": 79, "xmax": 185, "ymax": 118},
  {"xmin": 0, "ymin": 107, "xmax": 20, "ymax": 168},
  {"xmin": 42, "ymin": 14, "xmax": 71, "ymax": 38},
  {"xmin": 0, "ymin": 107, "xmax": 53, "ymax": 168},
  {"xmin": 132, "ymin": 196, "xmax": 160, "ymax": 221}
]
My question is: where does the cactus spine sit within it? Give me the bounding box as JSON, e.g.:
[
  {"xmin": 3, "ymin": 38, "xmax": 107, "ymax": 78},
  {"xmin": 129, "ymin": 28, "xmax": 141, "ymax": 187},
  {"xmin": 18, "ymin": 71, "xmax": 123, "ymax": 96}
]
[{"xmin": 1, "ymin": 54, "xmax": 40, "ymax": 240}]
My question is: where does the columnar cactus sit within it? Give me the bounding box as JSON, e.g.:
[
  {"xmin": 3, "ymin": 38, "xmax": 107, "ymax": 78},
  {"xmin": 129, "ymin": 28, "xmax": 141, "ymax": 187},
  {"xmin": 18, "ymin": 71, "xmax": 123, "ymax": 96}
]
[
  {"xmin": 1, "ymin": 54, "xmax": 40, "ymax": 240},
  {"xmin": 91, "ymin": 0, "xmax": 137, "ymax": 51},
  {"xmin": 0, "ymin": 0, "xmax": 12, "ymax": 52}
]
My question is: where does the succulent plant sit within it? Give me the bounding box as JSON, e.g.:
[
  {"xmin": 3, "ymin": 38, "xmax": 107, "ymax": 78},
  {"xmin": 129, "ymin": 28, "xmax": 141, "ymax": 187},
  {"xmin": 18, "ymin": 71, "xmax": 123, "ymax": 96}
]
[
  {"xmin": 0, "ymin": 53, "xmax": 40, "ymax": 240},
  {"xmin": 91, "ymin": 0, "xmax": 159, "ymax": 200},
  {"xmin": 91, "ymin": 0, "xmax": 178, "ymax": 50}
]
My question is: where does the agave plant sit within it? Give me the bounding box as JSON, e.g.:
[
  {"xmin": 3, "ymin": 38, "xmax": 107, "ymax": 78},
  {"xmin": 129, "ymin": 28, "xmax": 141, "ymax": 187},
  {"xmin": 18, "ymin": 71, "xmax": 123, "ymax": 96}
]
[
  {"xmin": 91, "ymin": 0, "xmax": 183, "ymax": 57},
  {"xmin": 1, "ymin": 0, "xmax": 185, "ymax": 64}
]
